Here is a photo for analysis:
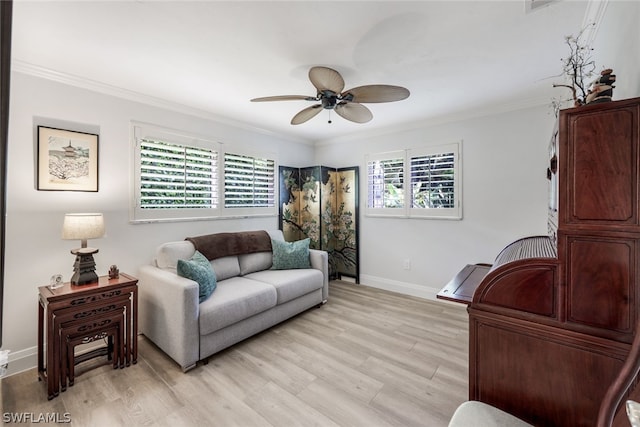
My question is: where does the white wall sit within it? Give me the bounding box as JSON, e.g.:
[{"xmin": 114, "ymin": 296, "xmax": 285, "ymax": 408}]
[
  {"xmin": 315, "ymin": 104, "xmax": 553, "ymax": 298},
  {"xmin": 4, "ymin": 73, "xmax": 315, "ymax": 372},
  {"xmin": 2, "ymin": 0, "xmax": 638, "ymax": 375},
  {"xmin": 590, "ymin": 0, "xmax": 640, "ymax": 101},
  {"xmin": 313, "ymin": 0, "xmax": 640, "ymax": 300}
]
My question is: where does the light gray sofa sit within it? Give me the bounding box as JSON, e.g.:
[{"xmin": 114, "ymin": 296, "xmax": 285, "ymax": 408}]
[{"xmin": 138, "ymin": 229, "xmax": 328, "ymax": 371}]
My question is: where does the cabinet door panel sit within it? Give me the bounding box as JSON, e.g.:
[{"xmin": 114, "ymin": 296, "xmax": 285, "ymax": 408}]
[
  {"xmin": 567, "ymin": 237, "xmax": 634, "ymax": 333},
  {"xmin": 564, "ymin": 105, "xmax": 638, "ymax": 225},
  {"xmin": 471, "ymin": 316, "xmax": 625, "ymax": 427}
]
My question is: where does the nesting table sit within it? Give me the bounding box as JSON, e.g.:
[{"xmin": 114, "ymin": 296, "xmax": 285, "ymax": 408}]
[{"xmin": 37, "ymin": 273, "xmax": 138, "ymax": 400}]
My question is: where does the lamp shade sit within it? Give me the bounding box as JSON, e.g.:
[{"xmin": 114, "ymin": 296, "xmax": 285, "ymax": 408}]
[{"xmin": 62, "ymin": 213, "xmax": 105, "ymax": 244}]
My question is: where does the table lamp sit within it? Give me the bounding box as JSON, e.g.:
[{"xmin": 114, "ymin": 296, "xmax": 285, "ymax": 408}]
[{"xmin": 62, "ymin": 213, "xmax": 105, "ymax": 285}]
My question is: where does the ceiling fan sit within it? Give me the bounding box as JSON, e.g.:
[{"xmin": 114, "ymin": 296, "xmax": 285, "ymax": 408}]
[{"xmin": 251, "ymin": 66, "xmax": 410, "ymax": 125}]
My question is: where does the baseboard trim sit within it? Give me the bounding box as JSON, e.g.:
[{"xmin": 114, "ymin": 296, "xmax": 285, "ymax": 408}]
[
  {"xmin": 357, "ymin": 275, "xmax": 442, "ymax": 302},
  {"xmin": 2, "ymin": 346, "xmax": 38, "ymax": 378},
  {"xmin": 1, "ymin": 340, "xmax": 109, "ymax": 378}
]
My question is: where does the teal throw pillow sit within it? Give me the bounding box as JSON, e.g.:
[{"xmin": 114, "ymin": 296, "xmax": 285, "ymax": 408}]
[
  {"xmin": 271, "ymin": 238, "xmax": 311, "ymax": 270},
  {"xmin": 177, "ymin": 250, "xmax": 217, "ymax": 303}
]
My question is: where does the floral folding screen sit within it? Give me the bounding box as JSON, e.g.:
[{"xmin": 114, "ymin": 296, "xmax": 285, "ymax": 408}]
[{"xmin": 279, "ymin": 165, "xmax": 359, "ymax": 282}]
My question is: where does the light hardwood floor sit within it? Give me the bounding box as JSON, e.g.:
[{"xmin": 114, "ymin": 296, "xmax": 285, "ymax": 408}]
[{"xmin": 1, "ymin": 281, "xmax": 469, "ymax": 426}]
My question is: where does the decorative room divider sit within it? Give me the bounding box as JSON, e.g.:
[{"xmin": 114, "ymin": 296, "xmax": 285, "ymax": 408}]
[{"xmin": 279, "ymin": 165, "xmax": 359, "ymax": 283}]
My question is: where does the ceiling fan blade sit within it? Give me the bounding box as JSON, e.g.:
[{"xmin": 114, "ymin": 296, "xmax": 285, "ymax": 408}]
[
  {"xmin": 251, "ymin": 95, "xmax": 316, "ymax": 102},
  {"xmin": 342, "ymin": 85, "xmax": 410, "ymax": 103},
  {"xmin": 334, "ymin": 102, "xmax": 373, "ymax": 123},
  {"xmin": 309, "ymin": 66, "xmax": 345, "ymax": 94},
  {"xmin": 291, "ymin": 104, "xmax": 323, "ymax": 125}
]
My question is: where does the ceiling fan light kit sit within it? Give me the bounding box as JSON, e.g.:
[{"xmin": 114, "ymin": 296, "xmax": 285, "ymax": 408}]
[{"xmin": 251, "ymin": 66, "xmax": 410, "ymax": 125}]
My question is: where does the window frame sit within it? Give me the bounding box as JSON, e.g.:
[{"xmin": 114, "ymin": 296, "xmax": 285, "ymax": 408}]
[
  {"xmin": 131, "ymin": 122, "xmax": 277, "ymax": 223},
  {"xmin": 365, "ymin": 150, "xmax": 407, "ymax": 217},
  {"xmin": 221, "ymin": 149, "xmax": 277, "ymax": 217},
  {"xmin": 365, "ymin": 142, "xmax": 462, "ymax": 220}
]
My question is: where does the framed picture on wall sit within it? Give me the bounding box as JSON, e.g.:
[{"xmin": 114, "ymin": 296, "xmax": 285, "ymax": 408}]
[{"xmin": 37, "ymin": 126, "xmax": 99, "ymax": 192}]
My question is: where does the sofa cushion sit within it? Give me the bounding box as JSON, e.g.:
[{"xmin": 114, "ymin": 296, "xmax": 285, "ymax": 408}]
[
  {"xmin": 177, "ymin": 251, "xmax": 217, "ymax": 303},
  {"xmin": 239, "ymin": 252, "xmax": 273, "ymax": 275},
  {"xmin": 271, "ymin": 238, "xmax": 311, "ymax": 270},
  {"xmin": 156, "ymin": 240, "xmax": 195, "ymax": 270},
  {"xmin": 198, "ymin": 277, "xmax": 277, "ymax": 335},
  {"xmin": 211, "ymin": 256, "xmax": 241, "ymax": 281},
  {"xmin": 267, "ymin": 229, "xmax": 285, "ymax": 242},
  {"xmin": 245, "ymin": 269, "xmax": 323, "ymax": 304}
]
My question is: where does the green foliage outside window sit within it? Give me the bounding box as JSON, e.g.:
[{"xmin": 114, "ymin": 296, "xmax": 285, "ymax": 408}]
[{"xmin": 140, "ymin": 138, "xmax": 216, "ymax": 209}]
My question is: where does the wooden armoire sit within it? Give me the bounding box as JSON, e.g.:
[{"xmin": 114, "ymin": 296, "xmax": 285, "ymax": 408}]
[{"xmin": 439, "ymin": 97, "xmax": 640, "ymax": 426}]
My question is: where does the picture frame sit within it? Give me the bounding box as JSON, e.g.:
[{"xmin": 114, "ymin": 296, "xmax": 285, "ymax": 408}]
[{"xmin": 37, "ymin": 126, "xmax": 99, "ymax": 192}]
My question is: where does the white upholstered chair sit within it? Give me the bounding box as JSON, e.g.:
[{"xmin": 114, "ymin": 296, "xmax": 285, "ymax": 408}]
[{"xmin": 448, "ymin": 401, "xmax": 533, "ymax": 427}]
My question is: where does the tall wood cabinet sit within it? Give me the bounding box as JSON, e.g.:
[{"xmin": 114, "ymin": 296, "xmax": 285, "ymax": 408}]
[
  {"xmin": 439, "ymin": 97, "xmax": 640, "ymax": 426},
  {"xmin": 559, "ymin": 98, "xmax": 639, "ymax": 343}
]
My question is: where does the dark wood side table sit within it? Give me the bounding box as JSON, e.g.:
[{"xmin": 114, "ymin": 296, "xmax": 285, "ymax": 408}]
[{"xmin": 37, "ymin": 273, "xmax": 138, "ymax": 400}]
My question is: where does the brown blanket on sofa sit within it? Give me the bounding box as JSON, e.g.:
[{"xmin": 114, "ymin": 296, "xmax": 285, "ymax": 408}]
[{"xmin": 185, "ymin": 230, "xmax": 272, "ymax": 260}]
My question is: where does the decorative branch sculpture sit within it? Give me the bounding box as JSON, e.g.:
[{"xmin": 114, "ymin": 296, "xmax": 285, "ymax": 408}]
[{"xmin": 552, "ymin": 24, "xmax": 597, "ymax": 108}]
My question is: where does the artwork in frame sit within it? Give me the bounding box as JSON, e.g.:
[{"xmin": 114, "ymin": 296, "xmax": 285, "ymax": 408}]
[{"xmin": 37, "ymin": 126, "xmax": 99, "ymax": 192}]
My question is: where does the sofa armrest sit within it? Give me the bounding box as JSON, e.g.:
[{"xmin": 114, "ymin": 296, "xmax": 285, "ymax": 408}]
[
  {"xmin": 137, "ymin": 265, "xmax": 200, "ymax": 371},
  {"xmin": 309, "ymin": 249, "xmax": 329, "ymax": 302}
]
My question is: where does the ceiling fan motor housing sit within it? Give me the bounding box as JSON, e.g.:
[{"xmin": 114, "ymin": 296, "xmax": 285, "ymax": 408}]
[{"xmin": 320, "ymin": 90, "xmax": 338, "ymax": 109}]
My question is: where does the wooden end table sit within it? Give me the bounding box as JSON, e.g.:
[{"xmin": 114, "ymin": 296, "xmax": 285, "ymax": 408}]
[{"xmin": 37, "ymin": 273, "xmax": 138, "ymax": 400}]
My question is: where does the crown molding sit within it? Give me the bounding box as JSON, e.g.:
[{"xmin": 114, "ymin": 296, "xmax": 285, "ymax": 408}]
[
  {"xmin": 582, "ymin": 0, "xmax": 609, "ymax": 46},
  {"xmin": 11, "ymin": 60, "xmax": 311, "ymax": 146},
  {"xmin": 316, "ymin": 0, "xmax": 610, "ymax": 147},
  {"xmin": 315, "ymin": 93, "xmax": 553, "ymax": 146},
  {"xmin": 13, "ymin": 0, "xmax": 608, "ymax": 149}
]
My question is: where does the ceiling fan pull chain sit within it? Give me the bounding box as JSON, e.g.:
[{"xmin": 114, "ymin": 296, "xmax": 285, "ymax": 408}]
[{"xmin": 328, "ymin": 110, "xmax": 332, "ymax": 124}]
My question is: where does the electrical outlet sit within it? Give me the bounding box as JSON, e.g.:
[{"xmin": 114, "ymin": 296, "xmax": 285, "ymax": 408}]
[{"xmin": 403, "ymin": 259, "xmax": 411, "ymax": 270}]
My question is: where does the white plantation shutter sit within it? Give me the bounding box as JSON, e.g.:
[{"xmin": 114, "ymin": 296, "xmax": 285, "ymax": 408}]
[
  {"xmin": 223, "ymin": 152, "xmax": 275, "ymax": 209},
  {"xmin": 366, "ymin": 143, "xmax": 462, "ymax": 219},
  {"xmin": 410, "ymin": 151, "xmax": 455, "ymax": 209},
  {"xmin": 408, "ymin": 143, "xmax": 461, "ymax": 219},
  {"xmin": 366, "ymin": 151, "xmax": 405, "ymax": 216},
  {"xmin": 140, "ymin": 139, "xmax": 217, "ymax": 209},
  {"xmin": 132, "ymin": 122, "xmax": 278, "ymax": 222}
]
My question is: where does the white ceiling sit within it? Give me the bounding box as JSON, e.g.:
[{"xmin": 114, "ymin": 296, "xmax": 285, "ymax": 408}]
[{"xmin": 11, "ymin": 0, "xmax": 597, "ymax": 143}]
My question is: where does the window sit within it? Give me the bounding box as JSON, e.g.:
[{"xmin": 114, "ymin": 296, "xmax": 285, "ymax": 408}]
[
  {"xmin": 139, "ymin": 139, "xmax": 217, "ymax": 210},
  {"xmin": 223, "ymin": 152, "xmax": 276, "ymax": 211},
  {"xmin": 366, "ymin": 142, "xmax": 462, "ymax": 219},
  {"xmin": 366, "ymin": 151, "xmax": 405, "ymax": 216},
  {"xmin": 410, "ymin": 150, "xmax": 456, "ymax": 210},
  {"xmin": 132, "ymin": 123, "xmax": 277, "ymax": 222}
]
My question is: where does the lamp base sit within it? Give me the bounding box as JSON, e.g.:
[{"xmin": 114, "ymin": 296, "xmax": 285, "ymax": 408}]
[{"xmin": 70, "ymin": 248, "xmax": 99, "ymax": 286}]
